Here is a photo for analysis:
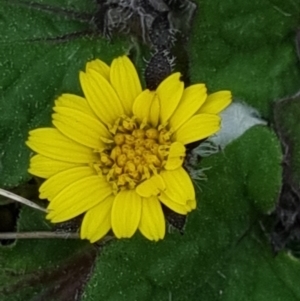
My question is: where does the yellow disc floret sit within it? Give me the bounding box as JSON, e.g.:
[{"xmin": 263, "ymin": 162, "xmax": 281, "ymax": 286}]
[{"xmin": 97, "ymin": 116, "xmax": 174, "ymax": 193}]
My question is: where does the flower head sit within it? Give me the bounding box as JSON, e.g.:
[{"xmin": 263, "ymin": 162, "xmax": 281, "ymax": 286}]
[{"xmin": 26, "ymin": 56, "xmax": 231, "ymax": 242}]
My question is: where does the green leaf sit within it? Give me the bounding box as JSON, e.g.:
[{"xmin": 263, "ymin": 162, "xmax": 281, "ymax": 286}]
[
  {"xmin": 81, "ymin": 127, "xmax": 300, "ymax": 301},
  {"xmin": 189, "ymin": 0, "xmax": 300, "ymax": 117}
]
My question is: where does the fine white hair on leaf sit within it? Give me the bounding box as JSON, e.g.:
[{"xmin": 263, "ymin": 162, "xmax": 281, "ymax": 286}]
[
  {"xmin": 208, "ymin": 101, "xmax": 267, "ymax": 149},
  {"xmin": 188, "ymin": 166, "xmax": 212, "ymax": 182},
  {"xmin": 189, "ymin": 141, "xmax": 220, "ymax": 162}
]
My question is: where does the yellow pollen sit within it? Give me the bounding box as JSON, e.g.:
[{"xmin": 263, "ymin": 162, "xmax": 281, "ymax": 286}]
[
  {"xmin": 114, "ymin": 165, "xmax": 123, "ymax": 175},
  {"xmin": 125, "ymin": 134, "xmax": 135, "ymax": 145},
  {"xmin": 125, "ymin": 161, "xmax": 136, "ymax": 173},
  {"xmin": 149, "ymin": 164, "xmax": 158, "ymax": 175},
  {"xmin": 132, "ymin": 129, "xmax": 145, "ymax": 139},
  {"xmin": 97, "ymin": 116, "xmax": 175, "ymax": 192},
  {"xmin": 133, "ymin": 156, "xmax": 142, "ymax": 165},
  {"xmin": 146, "ymin": 128, "xmax": 159, "ymax": 139},
  {"xmin": 144, "ymin": 138, "xmax": 156, "ymax": 149},
  {"xmin": 114, "ymin": 133, "xmax": 125, "ymax": 145},
  {"xmin": 135, "ymin": 146, "xmax": 145, "ymax": 156},
  {"xmin": 110, "ymin": 146, "xmax": 122, "ymax": 161},
  {"xmin": 122, "ymin": 144, "xmax": 131, "ymax": 154},
  {"xmin": 117, "ymin": 154, "xmax": 127, "ymax": 166},
  {"xmin": 123, "ymin": 118, "xmax": 136, "ymax": 130},
  {"xmin": 130, "ymin": 171, "xmax": 140, "ymax": 180},
  {"xmin": 150, "ymin": 144, "xmax": 159, "ymax": 155},
  {"xmin": 127, "ymin": 149, "xmax": 135, "ymax": 160},
  {"xmin": 158, "ymin": 129, "xmax": 172, "ymax": 144},
  {"xmin": 100, "ymin": 153, "xmax": 113, "ymax": 166},
  {"xmin": 134, "ymin": 138, "xmax": 144, "ymax": 147},
  {"xmin": 157, "ymin": 145, "xmax": 169, "ymax": 159},
  {"xmin": 137, "ymin": 164, "xmax": 144, "ymax": 173},
  {"xmin": 118, "ymin": 174, "xmax": 127, "ymax": 186},
  {"xmin": 143, "ymin": 166, "xmax": 151, "ymax": 179},
  {"xmin": 110, "ymin": 118, "xmax": 121, "ymax": 134}
]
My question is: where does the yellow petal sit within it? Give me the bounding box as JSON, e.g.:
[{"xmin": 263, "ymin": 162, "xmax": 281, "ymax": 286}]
[
  {"xmin": 167, "ymin": 142, "xmax": 186, "ymax": 157},
  {"xmin": 111, "ymin": 190, "xmax": 142, "ymax": 238},
  {"xmin": 174, "ymin": 114, "xmax": 220, "ymax": 145},
  {"xmin": 160, "ymin": 168, "xmax": 195, "ymax": 204},
  {"xmin": 198, "ymin": 90, "xmax": 232, "ymax": 114},
  {"xmin": 26, "ymin": 128, "xmax": 98, "ymax": 163},
  {"xmin": 86, "ymin": 59, "xmax": 110, "ymax": 81},
  {"xmin": 139, "ymin": 196, "xmax": 165, "ymax": 241},
  {"xmin": 55, "ymin": 94, "xmax": 96, "ymax": 117},
  {"xmin": 169, "ymin": 84, "xmax": 207, "ymax": 131},
  {"xmin": 187, "ymin": 198, "xmax": 197, "ymax": 210},
  {"xmin": 132, "ymin": 89, "xmax": 154, "ymax": 123},
  {"xmin": 80, "ymin": 70, "xmax": 124, "ymax": 127},
  {"xmin": 39, "ymin": 166, "xmax": 96, "ymax": 201},
  {"xmin": 132, "ymin": 90, "xmax": 160, "ymax": 127},
  {"xmin": 136, "ymin": 175, "xmax": 166, "ymax": 198},
  {"xmin": 164, "ymin": 142, "xmax": 186, "ymax": 170},
  {"xmin": 52, "ymin": 107, "xmax": 111, "ymax": 149},
  {"xmin": 159, "ymin": 193, "xmax": 188, "ymax": 214},
  {"xmin": 149, "ymin": 94, "xmax": 160, "ymax": 127},
  {"xmin": 47, "ymin": 175, "xmax": 113, "ymax": 222},
  {"xmin": 157, "ymin": 72, "xmax": 184, "ymax": 124},
  {"xmin": 164, "ymin": 157, "xmax": 183, "ymax": 170},
  {"xmin": 110, "ymin": 56, "xmax": 142, "ymax": 115},
  {"xmin": 28, "ymin": 154, "xmax": 79, "ymax": 178},
  {"xmin": 81, "ymin": 195, "xmax": 114, "ymax": 243}
]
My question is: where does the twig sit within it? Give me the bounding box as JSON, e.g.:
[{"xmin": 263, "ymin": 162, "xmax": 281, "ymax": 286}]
[
  {"xmin": 0, "ymin": 232, "xmax": 115, "ymax": 244},
  {"xmin": 0, "ymin": 188, "xmax": 48, "ymax": 212},
  {"xmin": 0, "ymin": 231, "xmax": 79, "ymax": 239}
]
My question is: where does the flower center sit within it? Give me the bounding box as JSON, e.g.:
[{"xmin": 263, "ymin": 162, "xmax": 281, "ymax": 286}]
[{"xmin": 97, "ymin": 116, "xmax": 173, "ymax": 193}]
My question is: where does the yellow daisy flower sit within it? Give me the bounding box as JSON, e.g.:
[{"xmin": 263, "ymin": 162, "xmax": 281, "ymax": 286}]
[{"xmin": 26, "ymin": 56, "xmax": 231, "ymax": 242}]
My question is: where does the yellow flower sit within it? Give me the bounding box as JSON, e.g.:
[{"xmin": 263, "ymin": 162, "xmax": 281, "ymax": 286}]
[{"xmin": 26, "ymin": 56, "xmax": 231, "ymax": 242}]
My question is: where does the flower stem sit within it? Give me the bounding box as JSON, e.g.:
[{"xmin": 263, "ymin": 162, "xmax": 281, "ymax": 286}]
[{"xmin": 0, "ymin": 231, "xmax": 79, "ymax": 239}]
